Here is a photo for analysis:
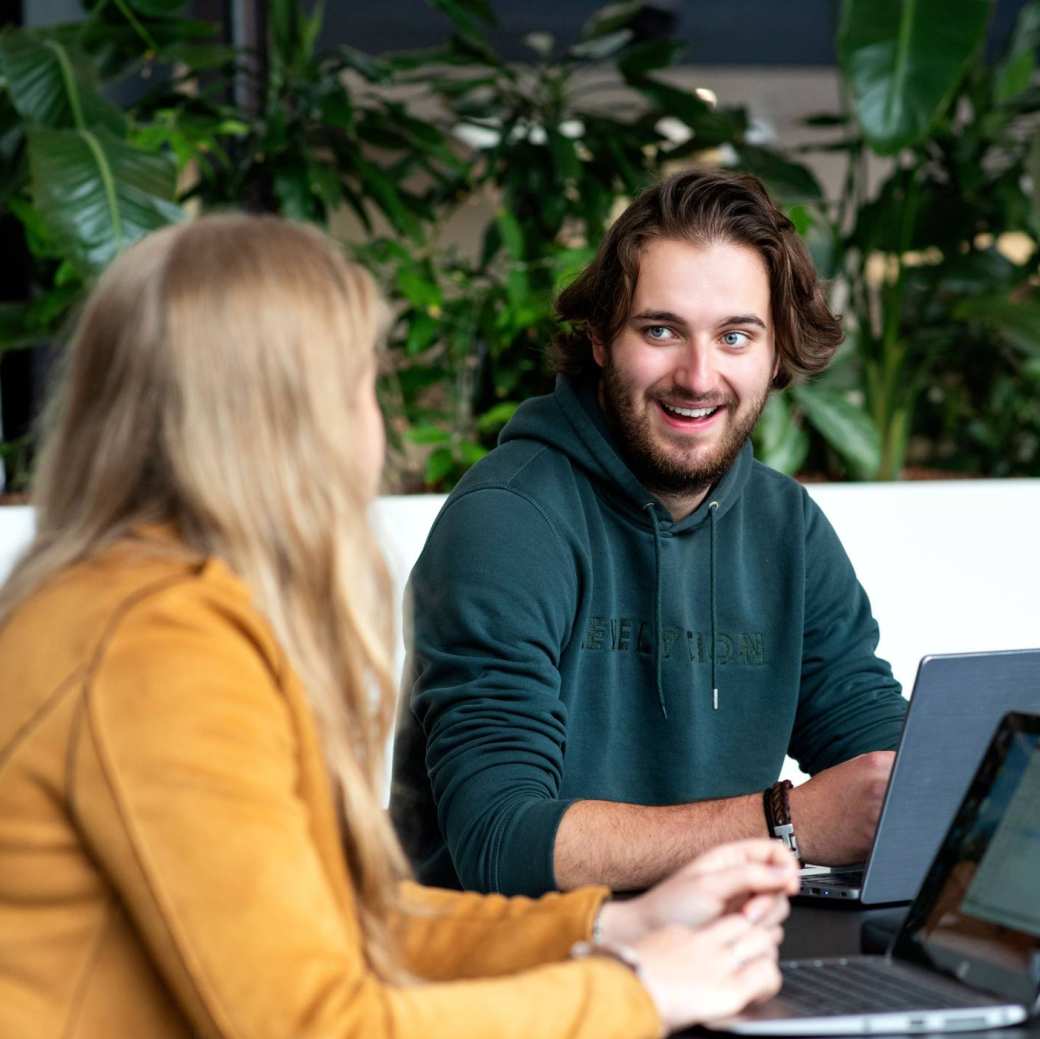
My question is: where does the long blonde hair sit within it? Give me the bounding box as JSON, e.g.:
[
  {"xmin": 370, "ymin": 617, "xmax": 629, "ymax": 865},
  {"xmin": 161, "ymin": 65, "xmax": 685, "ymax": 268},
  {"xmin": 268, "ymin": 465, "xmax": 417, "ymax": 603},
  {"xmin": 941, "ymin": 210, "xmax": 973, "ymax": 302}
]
[{"xmin": 0, "ymin": 214, "xmax": 410, "ymax": 978}]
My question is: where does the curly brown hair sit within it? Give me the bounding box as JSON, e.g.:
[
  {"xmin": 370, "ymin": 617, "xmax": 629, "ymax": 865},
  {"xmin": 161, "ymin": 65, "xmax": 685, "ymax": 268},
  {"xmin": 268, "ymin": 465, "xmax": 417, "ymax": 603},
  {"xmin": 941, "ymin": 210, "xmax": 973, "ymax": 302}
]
[{"xmin": 552, "ymin": 167, "xmax": 843, "ymax": 389}]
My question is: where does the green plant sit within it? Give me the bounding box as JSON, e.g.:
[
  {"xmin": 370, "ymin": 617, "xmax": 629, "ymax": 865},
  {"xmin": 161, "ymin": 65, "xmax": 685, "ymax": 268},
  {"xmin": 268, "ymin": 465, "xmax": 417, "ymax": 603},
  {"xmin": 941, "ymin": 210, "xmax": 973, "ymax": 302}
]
[
  {"xmin": 757, "ymin": 0, "xmax": 1040, "ymax": 480},
  {"xmin": 0, "ymin": 10, "xmax": 192, "ymax": 337},
  {"xmin": 4, "ymin": 0, "xmax": 1038, "ymax": 492},
  {"xmin": 144, "ymin": 0, "xmax": 461, "ymax": 236},
  {"xmin": 372, "ymin": 0, "xmax": 821, "ymax": 489},
  {"xmin": 0, "ymin": 2, "xmax": 226, "ymax": 487},
  {"xmin": 0, "ymin": 0, "xmax": 458, "ymax": 488}
]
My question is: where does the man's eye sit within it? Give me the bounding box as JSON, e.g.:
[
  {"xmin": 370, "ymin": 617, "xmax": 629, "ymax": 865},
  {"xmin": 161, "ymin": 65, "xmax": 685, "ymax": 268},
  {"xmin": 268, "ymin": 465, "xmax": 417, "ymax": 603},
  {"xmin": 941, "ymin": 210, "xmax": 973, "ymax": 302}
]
[
  {"xmin": 645, "ymin": 325, "xmax": 672, "ymax": 341},
  {"xmin": 721, "ymin": 331, "xmax": 750, "ymax": 347}
]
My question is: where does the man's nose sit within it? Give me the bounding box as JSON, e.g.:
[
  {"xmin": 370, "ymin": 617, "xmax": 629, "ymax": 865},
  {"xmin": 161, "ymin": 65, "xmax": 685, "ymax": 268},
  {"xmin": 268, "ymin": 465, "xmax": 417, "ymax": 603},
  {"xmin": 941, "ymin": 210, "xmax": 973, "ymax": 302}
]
[{"xmin": 673, "ymin": 342, "xmax": 718, "ymax": 395}]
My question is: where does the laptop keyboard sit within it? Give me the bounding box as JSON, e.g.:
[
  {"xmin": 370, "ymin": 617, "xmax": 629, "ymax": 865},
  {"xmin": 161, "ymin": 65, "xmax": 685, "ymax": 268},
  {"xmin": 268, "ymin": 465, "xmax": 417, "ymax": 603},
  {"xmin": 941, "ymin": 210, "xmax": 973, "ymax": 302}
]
[{"xmin": 780, "ymin": 958, "xmax": 989, "ymax": 1016}]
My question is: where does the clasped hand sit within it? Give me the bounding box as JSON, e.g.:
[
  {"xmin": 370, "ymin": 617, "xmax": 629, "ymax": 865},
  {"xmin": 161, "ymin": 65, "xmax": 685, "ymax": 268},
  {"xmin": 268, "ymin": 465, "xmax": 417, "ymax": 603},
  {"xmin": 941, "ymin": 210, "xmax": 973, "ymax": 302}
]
[{"xmin": 597, "ymin": 838, "xmax": 799, "ymax": 1033}]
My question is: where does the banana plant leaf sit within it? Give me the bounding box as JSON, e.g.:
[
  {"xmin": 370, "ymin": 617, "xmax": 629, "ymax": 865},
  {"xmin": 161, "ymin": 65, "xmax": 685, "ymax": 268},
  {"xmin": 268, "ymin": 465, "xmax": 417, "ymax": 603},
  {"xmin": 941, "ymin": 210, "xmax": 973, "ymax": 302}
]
[
  {"xmin": 0, "ymin": 31, "xmax": 124, "ymax": 132},
  {"xmin": 838, "ymin": 0, "xmax": 990, "ymax": 155},
  {"xmin": 791, "ymin": 384, "xmax": 881, "ymax": 479},
  {"xmin": 28, "ymin": 125, "xmax": 183, "ymax": 274},
  {"xmin": 754, "ymin": 393, "xmax": 809, "ymax": 476}
]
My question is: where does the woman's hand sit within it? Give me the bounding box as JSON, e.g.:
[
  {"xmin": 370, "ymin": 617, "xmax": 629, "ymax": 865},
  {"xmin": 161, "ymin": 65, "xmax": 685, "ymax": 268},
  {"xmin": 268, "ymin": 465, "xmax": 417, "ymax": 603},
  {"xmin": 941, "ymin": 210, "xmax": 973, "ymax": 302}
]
[
  {"xmin": 597, "ymin": 838, "xmax": 799, "ymax": 945},
  {"xmin": 591, "ymin": 839, "xmax": 797, "ymax": 1032},
  {"xmin": 633, "ymin": 914, "xmax": 784, "ymax": 1032}
]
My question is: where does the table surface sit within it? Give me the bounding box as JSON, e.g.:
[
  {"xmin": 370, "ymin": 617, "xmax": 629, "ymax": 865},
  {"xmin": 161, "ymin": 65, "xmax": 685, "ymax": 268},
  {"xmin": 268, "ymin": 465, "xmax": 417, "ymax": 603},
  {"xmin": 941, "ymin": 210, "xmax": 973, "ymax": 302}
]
[{"xmin": 677, "ymin": 901, "xmax": 1039, "ymax": 1038}]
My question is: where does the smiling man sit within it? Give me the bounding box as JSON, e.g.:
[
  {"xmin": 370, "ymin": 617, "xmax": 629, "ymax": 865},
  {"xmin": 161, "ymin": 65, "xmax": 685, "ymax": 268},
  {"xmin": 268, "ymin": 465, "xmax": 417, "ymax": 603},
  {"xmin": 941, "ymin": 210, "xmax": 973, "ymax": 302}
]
[{"xmin": 390, "ymin": 168, "xmax": 908, "ymax": 896}]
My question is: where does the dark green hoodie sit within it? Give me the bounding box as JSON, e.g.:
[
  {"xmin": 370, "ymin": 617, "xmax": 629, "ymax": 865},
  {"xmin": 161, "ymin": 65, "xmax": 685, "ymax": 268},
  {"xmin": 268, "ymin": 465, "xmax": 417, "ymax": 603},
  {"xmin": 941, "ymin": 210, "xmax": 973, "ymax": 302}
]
[{"xmin": 390, "ymin": 376, "xmax": 906, "ymax": 896}]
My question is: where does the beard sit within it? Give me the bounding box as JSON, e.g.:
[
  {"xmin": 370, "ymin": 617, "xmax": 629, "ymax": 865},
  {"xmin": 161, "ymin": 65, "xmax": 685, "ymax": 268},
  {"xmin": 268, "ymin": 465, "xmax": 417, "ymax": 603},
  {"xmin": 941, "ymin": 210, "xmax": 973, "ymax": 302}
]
[{"xmin": 599, "ymin": 358, "xmax": 769, "ymax": 499}]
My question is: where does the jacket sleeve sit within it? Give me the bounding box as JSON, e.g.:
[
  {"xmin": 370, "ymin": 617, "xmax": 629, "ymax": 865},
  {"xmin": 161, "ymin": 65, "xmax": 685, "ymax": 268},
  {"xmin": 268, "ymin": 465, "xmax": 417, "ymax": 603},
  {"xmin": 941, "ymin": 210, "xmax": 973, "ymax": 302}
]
[
  {"xmin": 788, "ymin": 495, "xmax": 908, "ymax": 775},
  {"xmin": 392, "ymin": 880, "xmax": 611, "ymax": 979},
  {"xmin": 69, "ymin": 576, "xmax": 659, "ymax": 1039},
  {"xmin": 407, "ymin": 487, "xmax": 580, "ymax": 895}
]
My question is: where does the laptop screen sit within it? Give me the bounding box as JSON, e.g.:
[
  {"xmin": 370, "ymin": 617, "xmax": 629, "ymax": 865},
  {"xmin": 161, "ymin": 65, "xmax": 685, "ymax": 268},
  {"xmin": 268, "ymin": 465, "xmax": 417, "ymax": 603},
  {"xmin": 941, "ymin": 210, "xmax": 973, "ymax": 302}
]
[{"xmin": 894, "ymin": 713, "xmax": 1040, "ymax": 1007}]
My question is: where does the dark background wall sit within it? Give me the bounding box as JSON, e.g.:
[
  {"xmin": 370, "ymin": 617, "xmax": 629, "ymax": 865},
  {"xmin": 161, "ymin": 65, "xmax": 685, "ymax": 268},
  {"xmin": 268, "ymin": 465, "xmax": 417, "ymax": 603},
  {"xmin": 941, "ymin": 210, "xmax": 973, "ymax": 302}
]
[
  {"xmin": 21, "ymin": 0, "xmax": 1033, "ymax": 62},
  {"xmin": 325, "ymin": 0, "xmax": 1028, "ymax": 65}
]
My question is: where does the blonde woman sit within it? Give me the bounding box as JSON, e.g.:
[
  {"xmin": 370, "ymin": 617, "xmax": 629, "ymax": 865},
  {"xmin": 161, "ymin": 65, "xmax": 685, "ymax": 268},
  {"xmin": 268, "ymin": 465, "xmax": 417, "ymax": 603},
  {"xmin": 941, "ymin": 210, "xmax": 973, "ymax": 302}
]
[{"xmin": 0, "ymin": 215, "xmax": 797, "ymax": 1039}]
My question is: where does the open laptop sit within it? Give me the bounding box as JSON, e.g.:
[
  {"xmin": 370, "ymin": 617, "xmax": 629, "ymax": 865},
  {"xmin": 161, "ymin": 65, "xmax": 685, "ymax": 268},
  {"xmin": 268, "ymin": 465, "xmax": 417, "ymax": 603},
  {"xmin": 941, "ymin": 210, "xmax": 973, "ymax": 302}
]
[
  {"xmin": 713, "ymin": 710, "xmax": 1040, "ymax": 1034},
  {"xmin": 799, "ymin": 648, "xmax": 1040, "ymax": 905}
]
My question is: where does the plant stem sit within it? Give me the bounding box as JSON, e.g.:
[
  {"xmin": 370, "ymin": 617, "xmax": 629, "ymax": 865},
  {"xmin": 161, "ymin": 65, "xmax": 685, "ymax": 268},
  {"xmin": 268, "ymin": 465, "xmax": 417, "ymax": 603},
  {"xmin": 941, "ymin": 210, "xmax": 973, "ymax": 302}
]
[{"xmin": 875, "ymin": 166, "xmax": 922, "ymax": 478}]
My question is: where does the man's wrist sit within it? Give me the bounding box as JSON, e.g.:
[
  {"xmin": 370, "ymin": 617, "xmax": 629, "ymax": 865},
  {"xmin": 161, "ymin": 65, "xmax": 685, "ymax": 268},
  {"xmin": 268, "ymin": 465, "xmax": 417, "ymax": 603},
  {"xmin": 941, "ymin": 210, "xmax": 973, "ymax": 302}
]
[
  {"xmin": 785, "ymin": 781, "xmax": 818, "ymax": 863},
  {"xmin": 763, "ymin": 780, "xmax": 802, "ymax": 863}
]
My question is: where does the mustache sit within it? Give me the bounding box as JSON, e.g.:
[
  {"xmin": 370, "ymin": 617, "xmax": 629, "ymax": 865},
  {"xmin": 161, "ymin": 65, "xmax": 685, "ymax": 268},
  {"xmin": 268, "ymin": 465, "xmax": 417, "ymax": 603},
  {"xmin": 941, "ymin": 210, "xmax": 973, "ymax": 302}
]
[{"xmin": 653, "ymin": 392, "xmax": 734, "ymax": 409}]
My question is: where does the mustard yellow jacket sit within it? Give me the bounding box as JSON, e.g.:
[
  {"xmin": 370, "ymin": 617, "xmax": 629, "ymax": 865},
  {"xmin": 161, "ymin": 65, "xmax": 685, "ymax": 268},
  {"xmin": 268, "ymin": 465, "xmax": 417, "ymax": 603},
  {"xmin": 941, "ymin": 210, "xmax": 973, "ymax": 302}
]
[{"xmin": 0, "ymin": 537, "xmax": 660, "ymax": 1039}]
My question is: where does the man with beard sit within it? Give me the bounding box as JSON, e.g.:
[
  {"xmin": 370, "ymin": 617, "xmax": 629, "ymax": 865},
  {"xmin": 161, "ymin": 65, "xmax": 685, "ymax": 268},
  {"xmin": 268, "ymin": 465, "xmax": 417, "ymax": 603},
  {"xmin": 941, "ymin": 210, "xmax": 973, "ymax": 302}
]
[{"xmin": 389, "ymin": 168, "xmax": 907, "ymax": 896}]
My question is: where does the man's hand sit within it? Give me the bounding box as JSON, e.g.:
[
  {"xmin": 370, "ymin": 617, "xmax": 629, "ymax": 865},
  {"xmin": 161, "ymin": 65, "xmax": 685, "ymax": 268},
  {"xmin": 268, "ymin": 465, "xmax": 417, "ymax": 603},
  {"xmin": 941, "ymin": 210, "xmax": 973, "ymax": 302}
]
[
  {"xmin": 597, "ymin": 838, "xmax": 799, "ymax": 946},
  {"xmin": 789, "ymin": 751, "xmax": 895, "ymax": 865}
]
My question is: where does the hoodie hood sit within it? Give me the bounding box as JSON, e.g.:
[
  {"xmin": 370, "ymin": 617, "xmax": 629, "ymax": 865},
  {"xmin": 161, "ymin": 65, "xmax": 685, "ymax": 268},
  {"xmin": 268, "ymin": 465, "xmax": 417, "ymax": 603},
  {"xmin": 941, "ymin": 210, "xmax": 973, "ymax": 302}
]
[{"xmin": 500, "ymin": 374, "xmax": 754, "ymax": 717}]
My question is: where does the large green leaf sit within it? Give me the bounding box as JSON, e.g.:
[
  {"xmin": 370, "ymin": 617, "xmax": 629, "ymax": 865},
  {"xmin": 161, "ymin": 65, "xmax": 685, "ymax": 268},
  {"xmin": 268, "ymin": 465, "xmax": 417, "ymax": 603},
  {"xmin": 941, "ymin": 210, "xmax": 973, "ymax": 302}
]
[
  {"xmin": 122, "ymin": 0, "xmax": 193, "ymax": 15},
  {"xmin": 581, "ymin": 2, "xmax": 642, "ymax": 40},
  {"xmin": 431, "ymin": 0, "xmax": 496, "ymax": 30},
  {"xmin": 791, "ymin": 384, "xmax": 881, "ymax": 479},
  {"xmin": 733, "ymin": 145, "xmax": 823, "ymax": 203},
  {"xmin": 786, "ymin": 202, "xmax": 840, "ymax": 279},
  {"xmin": 476, "ymin": 401, "xmax": 519, "ymax": 435},
  {"xmin": 355, "ymin": 154, "xmax": 423, "ymax": 241},
  {"xmin": 837, "ymin": 0, "xmax": 990, "ymax": 154},
  {"xmin": 616, "ymin": 38, "xmax": 684, "ymax": 79},
  {"xmin": 0, "ymin": 31, "xmax": 123, "ymax": 133},
  {"xmin": 754, "ymin": 394, "xmax": 809, "ymax": 475},
  {"xmin": 570, "ymin": 29, "xmax": 633, "ymax": 61},
  {"xmin": 953, "ymin": 296, "xmax": 1040, "ymax": 356},
  {"xmin": 496, "ymin": 209, "xmax": 525, "ymax": 260},
  {"xmin": 995, "ymin": 0, "xmax": 1040, "ymax": 103},
  {"xmin": 28, "ymin": 125, "xmax": 182, "ymax": 273},
  {"xmin": 270, "ymin": 0, "xmax": 325, "ymax": 75}
]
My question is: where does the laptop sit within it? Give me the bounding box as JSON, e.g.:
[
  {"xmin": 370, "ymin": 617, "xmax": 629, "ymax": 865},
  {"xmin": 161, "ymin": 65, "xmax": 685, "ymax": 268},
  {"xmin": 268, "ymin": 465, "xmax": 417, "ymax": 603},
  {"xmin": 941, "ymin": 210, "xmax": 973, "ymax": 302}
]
[
  {"xmin": 799, "ymin": 648, "xmax": 1040, "ymax": 905},
  {"xmin": 712, "ymin": 710, "xmax": 1040, "ymax": 1034}
]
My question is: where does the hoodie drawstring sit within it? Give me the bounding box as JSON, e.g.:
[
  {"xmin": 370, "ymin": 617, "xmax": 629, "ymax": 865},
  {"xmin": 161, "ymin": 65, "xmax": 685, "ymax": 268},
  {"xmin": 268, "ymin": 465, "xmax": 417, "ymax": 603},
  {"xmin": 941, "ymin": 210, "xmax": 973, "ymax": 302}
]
[
  {"xmin": 644, "ymin": 498, "xmax": 721, "ymax": 718},
  {"xmin": 709, "ymin": 500, "xmax": 719, "ymax": 710},
  {"xmin": 642, "ymin": 502, "xmax": 668, "ymax": 719}
]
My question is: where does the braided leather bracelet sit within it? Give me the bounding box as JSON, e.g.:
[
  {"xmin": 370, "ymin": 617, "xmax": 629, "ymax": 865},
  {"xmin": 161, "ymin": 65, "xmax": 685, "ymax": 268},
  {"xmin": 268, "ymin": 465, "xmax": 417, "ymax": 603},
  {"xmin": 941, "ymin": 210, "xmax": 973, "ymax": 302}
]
[{"xmin": 763, "ymin": 779, "xmax": 801, "ymax": 862}]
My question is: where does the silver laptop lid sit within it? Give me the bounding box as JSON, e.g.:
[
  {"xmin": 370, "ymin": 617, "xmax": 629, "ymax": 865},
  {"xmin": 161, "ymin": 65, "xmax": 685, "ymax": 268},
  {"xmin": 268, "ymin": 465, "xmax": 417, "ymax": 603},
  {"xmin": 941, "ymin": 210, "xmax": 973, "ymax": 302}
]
[{"xmin": 861, "ymin": 649, "xmax": 1040, "ymax": 905}]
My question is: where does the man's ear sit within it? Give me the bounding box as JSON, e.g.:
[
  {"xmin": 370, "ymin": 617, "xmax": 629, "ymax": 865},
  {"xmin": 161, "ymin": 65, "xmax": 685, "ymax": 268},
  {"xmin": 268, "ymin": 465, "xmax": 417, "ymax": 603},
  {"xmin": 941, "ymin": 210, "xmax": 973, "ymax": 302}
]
[{"xmin": 591, "ymin": 337, "xmax": 608, "ymax": 368}]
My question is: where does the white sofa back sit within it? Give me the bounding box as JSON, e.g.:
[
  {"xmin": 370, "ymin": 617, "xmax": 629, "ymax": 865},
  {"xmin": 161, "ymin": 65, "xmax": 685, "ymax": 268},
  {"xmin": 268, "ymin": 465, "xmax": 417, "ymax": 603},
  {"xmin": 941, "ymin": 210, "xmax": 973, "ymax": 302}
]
[{"xmin": 3, "ymin": 482, "xmax": 1038, "ymax": 786}]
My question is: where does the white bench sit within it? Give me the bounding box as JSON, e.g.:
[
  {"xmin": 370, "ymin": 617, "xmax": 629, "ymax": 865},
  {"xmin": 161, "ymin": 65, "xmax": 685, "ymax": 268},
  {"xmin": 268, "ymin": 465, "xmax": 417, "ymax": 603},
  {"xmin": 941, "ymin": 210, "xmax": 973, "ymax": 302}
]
[{"xmin": 4, "ymin": 482, "xmax": 1039, "ymax": 787}]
